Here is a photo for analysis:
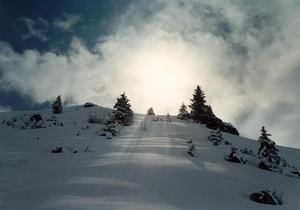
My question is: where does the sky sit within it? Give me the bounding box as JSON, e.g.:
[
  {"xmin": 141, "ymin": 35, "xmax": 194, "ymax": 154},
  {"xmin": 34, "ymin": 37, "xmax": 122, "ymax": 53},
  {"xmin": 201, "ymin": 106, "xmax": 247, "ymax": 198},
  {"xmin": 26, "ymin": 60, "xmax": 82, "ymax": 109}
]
[{"xmin": 0, "ymin": 0, "xmax": 300, "ymax": 148}]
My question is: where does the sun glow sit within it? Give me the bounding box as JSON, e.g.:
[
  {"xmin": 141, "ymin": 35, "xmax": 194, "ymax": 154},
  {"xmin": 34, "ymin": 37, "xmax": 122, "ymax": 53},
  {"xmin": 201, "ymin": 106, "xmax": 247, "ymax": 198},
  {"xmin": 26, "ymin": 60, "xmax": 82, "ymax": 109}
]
[{"xmin": 124, "ymin": 44, "xmax": 200, "ymax": 114}]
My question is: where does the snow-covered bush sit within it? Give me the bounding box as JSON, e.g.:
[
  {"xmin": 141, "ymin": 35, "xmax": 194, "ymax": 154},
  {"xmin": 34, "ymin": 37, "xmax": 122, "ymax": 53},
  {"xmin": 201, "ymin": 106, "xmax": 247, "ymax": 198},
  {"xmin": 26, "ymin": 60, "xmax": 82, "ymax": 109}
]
[
  {"xmin": 100, "ymin": 120, "xmax": 120, "ymax": 138},
  {"xmin": 66, "ymin": 146, "xmax": 93, "ymax": 153},
  {"xmin": 207, "ymin": 128, "xmax": 224, "ymax": 146},
  {"xmin": 186, "ymin": 144, "xmax": 196, "ymax": 157},
  {"xmin": 225, "ymin": 147, "xmax": 242, "ymax": 163},
  {"xmin": 88, "ymin": 112, "xmax": 110, "ymax": 124},
  {"xmin": 4, "ymin": 113, "xmax": 47, "ymax": 129},
  {"xmin": 26, "ymin": 113, "xmax": 44, "ymax": 129}
]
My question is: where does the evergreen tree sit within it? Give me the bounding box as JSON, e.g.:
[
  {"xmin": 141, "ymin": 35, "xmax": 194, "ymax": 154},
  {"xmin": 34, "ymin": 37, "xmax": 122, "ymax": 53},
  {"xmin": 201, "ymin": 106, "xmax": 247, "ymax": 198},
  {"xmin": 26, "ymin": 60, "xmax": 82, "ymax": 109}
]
[
  {"xmin": 187, "ymin": 85, "xmax": 239, "ymax": 136},
  {"xmin": 204, "ymin": 105, "xmax": 215, "ymax": 118},
  {"xmin": 222, "ymin": 122, "xmax": 239, "ymax": 136},
  {"xmin": 258, "ymin": 126, "xmax": 281, "ymax": 169},
  {"xmin": 52, "ymin": 95, "xmax": 62, "ymax": 114},
  {"xmin": 112, "ymin": 93, "xmax": 134, "ymax": 126},
  {"xmin": 102, "ymin": 120, "xmax": 118, "ymax": 137},
  {"xmin": 177, "ymin": 103, "xmax": 190, "ymax": 120},
  {"xmin": 186, "ymin": 144, "xmax": 196, "ymax": 157},
  {"xmin": 147, "ymin": 107, "xmax": 155, "ymax": 115},
  {"xmin": 189, "ymin": 85, "xmax": 207, "ymax": 123},
  {"xmin": 207, "ymin": 128, "xmax": 223, "ymax": 146}
]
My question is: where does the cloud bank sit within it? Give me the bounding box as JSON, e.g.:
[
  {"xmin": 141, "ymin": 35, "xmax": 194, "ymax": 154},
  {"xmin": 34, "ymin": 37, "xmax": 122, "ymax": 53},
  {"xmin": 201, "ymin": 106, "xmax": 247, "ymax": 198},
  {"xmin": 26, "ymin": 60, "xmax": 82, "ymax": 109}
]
[{"xmin": 0, "ymin": 0, "xmax": 300, "ymax": 148}]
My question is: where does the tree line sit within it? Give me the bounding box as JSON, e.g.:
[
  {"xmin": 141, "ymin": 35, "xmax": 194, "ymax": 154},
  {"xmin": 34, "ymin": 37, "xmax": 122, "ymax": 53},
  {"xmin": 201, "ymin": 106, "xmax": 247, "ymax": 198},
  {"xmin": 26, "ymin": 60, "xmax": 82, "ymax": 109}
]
[
  {"xmin": 51, "ymin": 85, "xmax": 238, "ymax": 134},
  {"xmin": 52, "ymin": 93, "xmax": 134, "ymax": 126},
  {"xmin": 178, "ymin": 85, "xmax": 239, "ymax": 135}
]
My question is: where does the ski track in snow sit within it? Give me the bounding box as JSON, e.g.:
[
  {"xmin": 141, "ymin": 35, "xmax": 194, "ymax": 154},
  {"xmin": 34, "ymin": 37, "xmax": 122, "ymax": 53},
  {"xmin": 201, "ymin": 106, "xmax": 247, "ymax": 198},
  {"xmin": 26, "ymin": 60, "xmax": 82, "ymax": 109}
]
[{"xmin": 0, "ymin": 107, "xmax": 299, "ymax": 210}]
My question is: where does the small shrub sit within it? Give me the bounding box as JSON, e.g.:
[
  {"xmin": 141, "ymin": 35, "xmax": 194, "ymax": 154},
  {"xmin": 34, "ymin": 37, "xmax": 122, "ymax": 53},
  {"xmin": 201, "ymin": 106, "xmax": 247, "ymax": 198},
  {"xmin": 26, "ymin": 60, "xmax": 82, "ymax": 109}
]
[
  {"xmin": 88, "ymin": 111, "xmax": 110, "ymax": 124},
  {"xmin": 186, "ymin": 144, "xmax": 196, "ymax": 157},
  {"xmin": 51, "ymin": 147, "xmax": 63, "ymax": 153},
  {"xmin": 84, "ymin": 102, "xmax": 96, "ymax": 107}
]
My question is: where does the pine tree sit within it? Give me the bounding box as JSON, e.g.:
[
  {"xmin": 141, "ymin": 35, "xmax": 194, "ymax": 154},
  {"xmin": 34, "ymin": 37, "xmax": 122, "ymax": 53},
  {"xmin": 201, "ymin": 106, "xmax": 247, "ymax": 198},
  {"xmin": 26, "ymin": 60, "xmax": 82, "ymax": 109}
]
[
  {"xmin": 177, "ymin": 103, "xmax": 190, "ymax": 120},
  {"xmin": 102, "ymin": 120, "xmax": 118, "ymax": 137},
  {"xmin": 112, "ymin": 93, "xmax": 134, "ymax": 126},
  {"xmin": 258, "ymin": 126, "xmax": 281, "ymax": 169},
  {"xmin": 52, "ymin": 95, "xmax": 62, "ymax": 114},
  {"xmin": 187, "ymin": 144, "xmax": 196, "ymax": 157},
  {"xmin": 189, "ymin": 85, "xmax": 207, "ymax": 123},
  {"xmin": 187, "ymin": 85, "xmax": 240, "ymax": 136},
  {"xmin": 204, "ymin": 105, "xmax": 215, "ymax": 118},
  {"xmin": 207, "ymin": 128, "xmax": 223, "ymax": 146},
  {"xmin": 147, "ymin": 107, "xmax": 155, "ymax": 115}
]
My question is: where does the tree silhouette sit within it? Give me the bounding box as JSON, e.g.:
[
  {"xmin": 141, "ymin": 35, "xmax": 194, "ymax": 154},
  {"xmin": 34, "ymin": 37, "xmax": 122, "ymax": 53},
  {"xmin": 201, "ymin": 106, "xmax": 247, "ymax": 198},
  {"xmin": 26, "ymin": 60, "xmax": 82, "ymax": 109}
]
[
  {"xmin": 147, "ymin": 107, "xmax": 155, "ymax": 115},
  {"xmin": 189, "ymin": 85, "xmax": 207, "ymax": 123},
  {"xmin": 177, "ymin": 103, "xmax": 189, "ymax": 120},
  {"xmin": 52, "ymin": 95, "xmax": 62, "ymax": 114}
]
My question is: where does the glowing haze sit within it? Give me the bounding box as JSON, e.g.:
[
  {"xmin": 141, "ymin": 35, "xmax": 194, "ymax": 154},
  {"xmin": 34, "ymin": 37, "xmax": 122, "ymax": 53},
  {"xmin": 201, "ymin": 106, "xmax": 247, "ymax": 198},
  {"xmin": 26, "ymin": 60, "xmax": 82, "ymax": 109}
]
[{"xmin": 0, "ymin": 0, "xmax": 300, "ymax": 148}]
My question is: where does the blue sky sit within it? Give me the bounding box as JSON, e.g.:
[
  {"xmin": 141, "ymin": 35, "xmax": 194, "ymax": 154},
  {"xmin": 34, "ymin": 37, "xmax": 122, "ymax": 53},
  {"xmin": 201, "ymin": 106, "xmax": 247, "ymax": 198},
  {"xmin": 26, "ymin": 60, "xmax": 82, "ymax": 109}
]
[
  {"xmin": 0, "ymin": 0, "xmax": 131, "ymax": 109},
  {"xmin": 0, "ymin": 0, "xmax": 300, "ymax": 148},
  {"xmin": 0, "ymin": 0, "xmax": 130, "ymax": 52}
]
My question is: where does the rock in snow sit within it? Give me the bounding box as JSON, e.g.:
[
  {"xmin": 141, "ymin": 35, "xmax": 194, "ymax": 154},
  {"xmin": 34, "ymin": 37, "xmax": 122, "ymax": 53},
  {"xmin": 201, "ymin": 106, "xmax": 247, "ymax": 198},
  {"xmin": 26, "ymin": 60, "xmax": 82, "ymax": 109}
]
[{"xmin": 249, "ymin": 190, "xmax": 282, "ymax": 205}]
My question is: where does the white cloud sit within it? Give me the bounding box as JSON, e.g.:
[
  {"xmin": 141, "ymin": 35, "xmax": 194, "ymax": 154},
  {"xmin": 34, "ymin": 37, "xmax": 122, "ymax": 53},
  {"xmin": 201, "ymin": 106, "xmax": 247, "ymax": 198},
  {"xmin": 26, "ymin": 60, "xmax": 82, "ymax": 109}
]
[
  {"xmin": 53, "ymin": 13, "xmax": 81, "ymax": 31},
  {"xmin": 1, "ymin": 0, "xmax": 300, "ymax": 148},
  {"xmin": 21, "ymin": 17, "xmax": 49, "ymax": 41}
]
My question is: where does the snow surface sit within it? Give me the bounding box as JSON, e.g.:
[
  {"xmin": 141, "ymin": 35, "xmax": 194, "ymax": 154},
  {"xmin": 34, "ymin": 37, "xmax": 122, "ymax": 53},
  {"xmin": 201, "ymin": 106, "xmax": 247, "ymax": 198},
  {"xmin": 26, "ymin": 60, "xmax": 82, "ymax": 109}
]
[{"xmin": 0, "ymin": 106, "xmax": 299, "ymax": 210}]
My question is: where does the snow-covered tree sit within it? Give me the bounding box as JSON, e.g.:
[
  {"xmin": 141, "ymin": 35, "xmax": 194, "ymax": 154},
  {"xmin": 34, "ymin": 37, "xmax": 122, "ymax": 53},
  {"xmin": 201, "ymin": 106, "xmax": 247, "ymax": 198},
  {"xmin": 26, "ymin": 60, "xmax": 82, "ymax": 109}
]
[
  {"xmin": 147, "ymin": 107, "xmax": 155, "ymax": 115},
  {"xmin": 208, "ymin": 128, "xmax": 223, "ymax": 146},
  {"xmin": 186, "ymin": 144, "xmax": 196, "ymax": 157},
  {"xmin": 177, "ymin": 103, "xmax": 190, "ymax": 120},
  {"xmin": 225, "ymin": 147, "xmax": 241, "ymax": 163},
  {"xmin": 52, "ymin": 95, "xmax": 62, "ymax": 114},
  {"xmin": 257, "ymin": 126, "xmax": 281, "ymax": 169},
  {"xmin": 112, "ymin": 93, "xmax": 134, "ymax": 126},
  {"xmin": 102, "ymin": 120, "xmax": 118, "ymax": 137},
  {"xmin": 189, "ymin": 85, "xmax": 207, "ymax": 123}
]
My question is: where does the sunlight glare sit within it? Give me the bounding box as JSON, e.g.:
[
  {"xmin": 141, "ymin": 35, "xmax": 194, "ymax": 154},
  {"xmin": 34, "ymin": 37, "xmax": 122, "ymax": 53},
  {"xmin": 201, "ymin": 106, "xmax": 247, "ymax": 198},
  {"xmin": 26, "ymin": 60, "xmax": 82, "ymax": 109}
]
[{"xmin": 124, "ymin": 44, "xmax": 199, "ymax": 114}]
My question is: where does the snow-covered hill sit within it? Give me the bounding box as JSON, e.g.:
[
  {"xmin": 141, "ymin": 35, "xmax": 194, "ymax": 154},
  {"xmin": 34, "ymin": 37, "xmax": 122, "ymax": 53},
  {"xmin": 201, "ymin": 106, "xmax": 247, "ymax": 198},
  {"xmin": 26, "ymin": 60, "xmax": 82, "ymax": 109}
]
[{"xmin": 0, "ymin": 106, "xmax": 299, "ymax": 210}]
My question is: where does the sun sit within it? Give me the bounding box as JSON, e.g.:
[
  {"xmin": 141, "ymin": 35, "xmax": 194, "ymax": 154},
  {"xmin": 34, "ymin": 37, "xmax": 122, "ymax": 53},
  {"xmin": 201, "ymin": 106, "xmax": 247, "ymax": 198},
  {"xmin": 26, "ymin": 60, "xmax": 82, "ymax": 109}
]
[{"xmin": 124, "ymin": 44, "xmax": 198, "ymax": 114}]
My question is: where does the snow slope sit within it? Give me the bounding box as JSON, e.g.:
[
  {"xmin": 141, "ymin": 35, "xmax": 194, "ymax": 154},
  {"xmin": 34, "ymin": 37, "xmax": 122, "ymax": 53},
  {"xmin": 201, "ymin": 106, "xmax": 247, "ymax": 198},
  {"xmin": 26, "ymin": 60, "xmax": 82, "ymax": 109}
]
[{"xmin": 0, "ymin": 106, "xmax": 299, "ymax": 210}]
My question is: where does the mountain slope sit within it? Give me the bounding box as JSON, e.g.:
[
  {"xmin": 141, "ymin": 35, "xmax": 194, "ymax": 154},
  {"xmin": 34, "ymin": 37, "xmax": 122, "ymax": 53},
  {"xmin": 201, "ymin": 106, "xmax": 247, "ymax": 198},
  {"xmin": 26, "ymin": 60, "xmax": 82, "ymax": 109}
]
[{"xmin": 0, "ymin": 106, "xmax": 299, "ymax": 210}]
